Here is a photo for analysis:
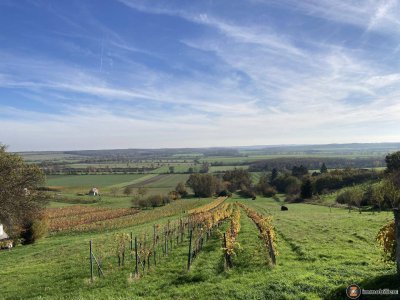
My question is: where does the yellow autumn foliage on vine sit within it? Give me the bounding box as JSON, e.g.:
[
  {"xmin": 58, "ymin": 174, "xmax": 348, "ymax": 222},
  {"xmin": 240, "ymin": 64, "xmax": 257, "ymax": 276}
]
[{"xmin": 376, "ymin": 220, "xmax": 396, "ymax": 262}]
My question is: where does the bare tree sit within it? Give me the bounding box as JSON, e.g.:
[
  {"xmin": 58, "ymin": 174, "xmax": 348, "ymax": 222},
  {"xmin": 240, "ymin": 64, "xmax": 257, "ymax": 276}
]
[{"xmin": 137, "ymin": 186, "xmax": 148, "ymax": 198}]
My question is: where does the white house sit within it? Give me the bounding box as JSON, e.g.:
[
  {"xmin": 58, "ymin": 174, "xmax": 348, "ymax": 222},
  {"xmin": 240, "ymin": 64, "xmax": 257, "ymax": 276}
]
[
  {"xmin": 0, "ymin": 224, "xmax": 12, "ymax": 249},
  {"xmin": 0, "ymin": 224, "xmax": 8, "ymax": 240},
  {"xmin": 88, "ymin": 187, "xmax": 100, "ymax": 196}
]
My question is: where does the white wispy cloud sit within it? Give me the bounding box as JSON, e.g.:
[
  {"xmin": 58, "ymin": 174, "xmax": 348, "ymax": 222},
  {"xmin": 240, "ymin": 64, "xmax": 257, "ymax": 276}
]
[{"xmin": 273, "ymin": 0, "xmax": 400, "ymax": 35}]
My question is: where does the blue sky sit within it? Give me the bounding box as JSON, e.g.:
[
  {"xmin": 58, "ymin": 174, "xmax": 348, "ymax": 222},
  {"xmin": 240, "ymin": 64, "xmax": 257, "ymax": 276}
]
[{"xmin": 1, "ymin": 0, "xmax": 400, "ymax": 151}]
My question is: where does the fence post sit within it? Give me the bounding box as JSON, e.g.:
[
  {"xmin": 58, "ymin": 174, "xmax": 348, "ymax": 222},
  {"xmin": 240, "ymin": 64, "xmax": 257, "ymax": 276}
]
[
  {"xmin": 187, "ymin": 230, "xmax": 193, "ymax": 271},
  {"xmin": 165, "ymin": 231, "xmax": 168, "ymax": 256},
  {"xmin": 134, "ymin": 237, "xmax": 139, "ymax": 277},
  {"xmin": 130, "ymin": 232, "xmax": 133, "ymax": 251},
  {"xmin": 394, "ymin": 209, "xmax": 400, "ymax": 275},
  {"xmin": 153, "ymin": 224, "xmax": 156, "ymax": 247},
  {"xmin": 223, "ymin": 233, "xmax": 227, "ymax": 269},
  {"xmin": 89, "ymin": 240, "xmax": 94, "ymax": 283}
]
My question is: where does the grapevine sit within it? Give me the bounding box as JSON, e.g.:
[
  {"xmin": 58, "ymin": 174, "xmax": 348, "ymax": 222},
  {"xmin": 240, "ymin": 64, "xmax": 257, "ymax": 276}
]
[
  {"xmin": 222, "ymin": 204, "xmax": 241, "ymax": 268},
  {"xmin": 376, "ymin": 220, "xmax": 396, "ymax": 262},
  {"xmin": 237, "ymin": 202, "xmax": 277, "ymax": 265}
]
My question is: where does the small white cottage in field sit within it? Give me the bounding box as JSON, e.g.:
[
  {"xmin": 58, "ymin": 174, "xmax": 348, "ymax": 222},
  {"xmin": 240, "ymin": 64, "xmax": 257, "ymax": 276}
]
[{"xmin": 88, "ymin": 187, "xmax": 100, "ymax": 196}]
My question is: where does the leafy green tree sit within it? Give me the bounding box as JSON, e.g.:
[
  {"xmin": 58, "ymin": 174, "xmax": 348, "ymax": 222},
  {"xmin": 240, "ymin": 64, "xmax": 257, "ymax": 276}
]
[
  {"xmin": 223, "ymin": 169, "xmax": 252, "ymax": 192},
  {"xmin": 148, "ymin": 195, "xmax": 163, "ymax": 207},
  {"xmin": 270, "ymin": 168, "xmax": 278, "ymax": 183},
  {"xmin": 200, "ymin": 162, "xmax": 210, "ymax": 173},
  {"xmin": 351, "ymin": 186, "xmax": 366, "ymax": 213},
  {"xmin": 186, "ymin": 173, "xmax": 219, "ymax": 197},
  {"xmin": 169, "ymin": 166, "xmax": 175, "ymax": 174},
  {"xmin": 291, "ymin": 165, "xmax": 308, "ymax": 177},
  {"xmin": 382, "ymin": 179, "xmax": 400, "ymax": 208},
  {"xmin": 320, "ymin": 163, "xmax": 328, "ymax": 174},
  {"xmin": 273, "ymin": 174, "xmax": 301, "ymax": 194},
  {"xmin": 336, "ymin": 186, "xmax": 364, "ymax": 213},
  {"xmin": 175, "ymin": 182, "xmax": 188, "ymax": 197},
  {"xmin": 123, "ymin": 186, "xmax": 133, "ymax": 196},
  {"xmin": 385, "ymin": 151, "xmax": 400, "ymax": 173},
  {"xmin": 0, "ymin": 145, "xmax": 47, "ymax": 239},
  {"xmin": 256, "ymin": 173, "xmax": 277, "ymax": 197},
  {"xmin": 300, "ymin": 179, "xmax": 313, "ymax": 199},
  {"xmin": 372, "ymin": 184, "xmax": 385, "ymax": 212}
]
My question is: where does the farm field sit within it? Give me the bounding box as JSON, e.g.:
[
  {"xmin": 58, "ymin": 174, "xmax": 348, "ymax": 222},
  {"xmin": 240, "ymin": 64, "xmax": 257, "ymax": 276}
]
[
  {"xmin": 46, "ymin": 174, "xmax": 147, "ymax": 189},
  {"xmin": 20, "ymin": 144, "xmax": 392, "ymax": 178},
  {"xmin": 0, "ymin": 196, "xmax": 396, "ymax": 299},
  {"xmin": 140, "ymin": 174, "xmax": 190, "ymax": 188},
  {"xmin": 209, "ymin": 165, "xmax": 249, "ymax": 172},
  {"xmin": 45, "ymin": 173, "xmax": 192, "ymax": 204}
]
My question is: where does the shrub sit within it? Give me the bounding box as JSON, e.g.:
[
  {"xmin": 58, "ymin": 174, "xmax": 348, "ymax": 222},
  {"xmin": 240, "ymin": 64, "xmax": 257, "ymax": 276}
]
[
  {"xmin": 238, "ymin": 188, "xmax": 256, "ymax": 199},
  {"xmin": 148, "ymin": 195, "xmax": 163, "ymax": 208},
  {"xmin": 285, "ymin": 195, "xmax": 304, "ymax": 203},
  {"xmin": 162, "ymin": 195, "xmax": 170, "ymax": 205},
  {"xmin": 262, "ymin": 186, "xmax": 277, "ymax": 197},
  {"xmin": 336, "ymin": 188, "xmax": 363, "ymax": 206},
  {"xmin": 168, "ymin": 190, "xmax": 180, "ymax": 201},
  {"xmin": 175, "ymin": 182, "xmax": 188, "ymax": 197},
  {"xmin": 218, "ymin": 190, "xmax": 232, "ymax": 197},
  {"xmin": 20, "ymin": 217, "xmax": 49, "ymax": 244},
  {"xmin": 137, "ymin": 198, "xmax": 149, "ymax": 208},
  {"xmin": 272, "ymin": 175, "xmax": 301, "ymax": 194}
]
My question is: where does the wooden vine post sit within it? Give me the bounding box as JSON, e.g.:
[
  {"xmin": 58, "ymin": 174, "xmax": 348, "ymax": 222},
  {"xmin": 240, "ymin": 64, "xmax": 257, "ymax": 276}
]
[
  {"xmin": 153, "ymin": 224, "xmax": 157, "ymax": 266},
  {"xmin": 223, "ymin": 233, "xmax": 228, "ymax": 269},
  {"xmin": 165, "ymin": 231, "xmax": 168, "ymax": 256},
  {"xmin": 394, "ymin": 208, "xmax": 400, "ymax": 275},
  {"xmin": 130, "ymin": 232, "xmax": 133, "ymax": 259},
  {"xmin": 187, "ymin": 230, "xmax": 193, "ymax": 271},
  {"xmin": 89, "ymin": 240, "xmax": 94, "ymax": 283},
  {"xmin": 134, "ymin": 236, "xmax": 139, "ymax": 278}
]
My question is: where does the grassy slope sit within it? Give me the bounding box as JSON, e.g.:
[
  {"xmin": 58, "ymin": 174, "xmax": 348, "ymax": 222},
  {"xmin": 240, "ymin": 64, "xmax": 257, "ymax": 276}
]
[
  {"xmin": 1, "ymin": 196, "xmax": 398, "ymax": 299},
  {"xmin": 0, "ymin": 198, "xmax": 214, "ymax": 299},
  {"xmin": 241, "ymin": 197, "xmax": 397, "ymax": 299}
]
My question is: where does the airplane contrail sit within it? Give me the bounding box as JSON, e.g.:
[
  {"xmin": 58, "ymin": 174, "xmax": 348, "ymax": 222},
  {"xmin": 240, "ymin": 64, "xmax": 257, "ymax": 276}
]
[{"xmin": 100, "ymin": 38, "xmax": 104, "ymax": 72}]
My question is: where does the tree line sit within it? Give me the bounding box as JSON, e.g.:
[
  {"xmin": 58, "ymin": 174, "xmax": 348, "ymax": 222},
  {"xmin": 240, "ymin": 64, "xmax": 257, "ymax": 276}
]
[
  {"xmin": 336, "ymin": 152, "xmax": 400, "ymax": 212},
  {"xmin": 248, "ymin": 157, "xmax": 385, "ymax": 171}
]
